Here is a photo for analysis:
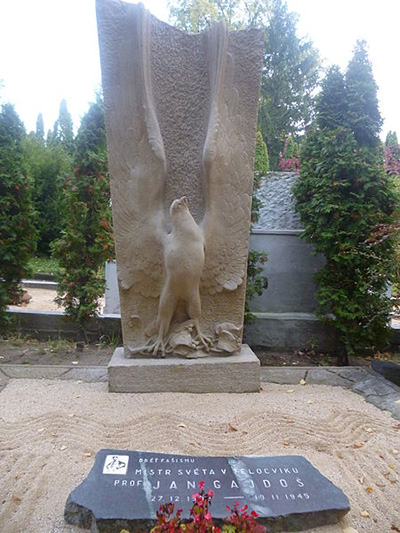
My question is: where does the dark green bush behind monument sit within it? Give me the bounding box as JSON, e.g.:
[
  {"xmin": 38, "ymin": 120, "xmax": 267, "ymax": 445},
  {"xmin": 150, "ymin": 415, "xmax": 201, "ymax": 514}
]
[{"xmin": 293, "ymin": 41, "xmax": 399, "ymax": 364}]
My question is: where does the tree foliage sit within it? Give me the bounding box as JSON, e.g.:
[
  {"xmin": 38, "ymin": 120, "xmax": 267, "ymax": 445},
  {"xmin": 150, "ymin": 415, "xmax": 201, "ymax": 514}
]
[
  {"xmin": 245, "ymin": 131, "xmax": 269, "ymax": 323},
  {"xmin": 254, "ymin": 130, "xmax": 269, "ymax": 179},
  {"xmin": 22, "ymin": 133, "xmax": 72, "ymax": 255},
  {"xmin": 0, "ymin": 104, "xmax": 37, "ymax": 327},
  {"xmin": 50, "ymin": 99, "xmax": 75, "ymax": 155},
  {"xmin": 384, "ymin": 131, "xmax": 400, "ymax": 177},
  {"xmin": 345, "ymin": 41, "xmax": 382, "ymax": 147},
  {"xmin": 53, "ymin": 100, "xmax": 113, "ymax": 337},
  {"xmin": 169, "ymin": 0, "xmax": 320, "ymax": 170},
  {"xmin": 35, "ymin": 112, "xmax": 44, "ymax": 140},
  {"xmin": 386, "ymin": 131, "xmax": 398, "ymax": 147},
  {"xmin": 293, "ymin": 43, "xmax": 398, "ymax": 364},
  {"xmin": 170, "ymin": 0, "xmax": 244, "ymax": 31},
  {"xmin": 259, "ymin": 1, "xmax": 320, "ymax": 168},
  {"xmin": 278, "ymin": 135, "xmax": 300, "ymax": 171}
]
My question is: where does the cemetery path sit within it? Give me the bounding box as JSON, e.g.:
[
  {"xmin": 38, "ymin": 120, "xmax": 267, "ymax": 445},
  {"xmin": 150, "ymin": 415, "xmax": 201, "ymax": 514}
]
[{"xmin": 0, "ymin": 379, "xmax": 399, "ymax": 533}]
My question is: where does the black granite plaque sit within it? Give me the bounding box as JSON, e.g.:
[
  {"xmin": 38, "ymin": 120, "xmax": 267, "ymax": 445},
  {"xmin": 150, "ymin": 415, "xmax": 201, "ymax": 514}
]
[{"xmin": 65, "ymin": 449, "xmax": 350, "ymax": 532}]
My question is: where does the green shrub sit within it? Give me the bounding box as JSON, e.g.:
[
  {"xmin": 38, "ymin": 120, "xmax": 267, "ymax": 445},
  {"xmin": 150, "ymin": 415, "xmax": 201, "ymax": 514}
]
[
  {"xmin": 254, "ymin": 130, "xmax": 269, "ymax": 180},
  {"xmin": 293, "ymin": 43, "xmax": 399, "ymax": 364},
  {"xmin": 53, "ymin": 101, "xmax": 113, "ymax": 338},
  {"xmin": 22, "ymin": 134, "xmax": 72, "ymax": 255},
  {"xmin": 0, "ymin": 104, "xmax": 37, "ymax": 327}
]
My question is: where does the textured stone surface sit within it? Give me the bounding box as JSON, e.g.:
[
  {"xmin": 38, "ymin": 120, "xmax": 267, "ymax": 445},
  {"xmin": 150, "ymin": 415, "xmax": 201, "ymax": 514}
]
[
  {"xmin": 306, "ymin": 368, "xmax": 356, "ymax": 387},
  {"xmin": 253, "ymin": 172, "xmax": 302, "ymax": 231},
  {"xmin": 371, "ymin": 359, "xmax": 400, "ymax": 386},
  {"xmin": 0, "ymin": 364, "xmax": 107, "ymax": 383},
  {"xmin": 65, "ymin": 449, "xmax": 350, "ymax": 532},
  {"xmin": 97, "ymin": 0, "xmax": 264, "ymax": 356},
  {"xmin": 6, "ymin": 309, "xmax": 122, "ymax": 342},
  {"xmin": 243, "ymin": 312, "xmax": 337, "ymax": 353},
  {"xmin": 108, "ymin": 345, "xmax": 260, "ymax": 393},
  {"xmin": 103, "ymin": 261, "xmax": 120, "ymax": 315},
  {"xmin": 248, "ymin": 234, "xmax": 325, "ymax": 314},
  {"xmin": 260, "ymin": 368, "xmax": 307, "ymax": 385}
]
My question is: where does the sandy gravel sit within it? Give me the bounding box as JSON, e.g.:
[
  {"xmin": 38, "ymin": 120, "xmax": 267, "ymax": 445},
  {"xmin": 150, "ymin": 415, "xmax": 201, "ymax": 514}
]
[
  {"xmin": 7, "ymin": 288, "xmax": 105, "ymax": 313},
  {"xmin": 0, "ymin": 379, "xmax": 399, "ymax": 532}
]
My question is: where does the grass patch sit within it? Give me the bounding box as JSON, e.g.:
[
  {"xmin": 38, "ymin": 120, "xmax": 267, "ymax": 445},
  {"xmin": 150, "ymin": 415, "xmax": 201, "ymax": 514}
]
[{"xmin": 29, "ymin": 256, "xmax": 61, "ymax": 275}]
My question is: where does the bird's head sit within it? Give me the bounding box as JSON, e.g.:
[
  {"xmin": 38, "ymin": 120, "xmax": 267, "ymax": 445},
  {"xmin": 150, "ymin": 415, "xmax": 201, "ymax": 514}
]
[{"xmin": 170, "ymin": 196, "xmax": 189, "ymax": 216}]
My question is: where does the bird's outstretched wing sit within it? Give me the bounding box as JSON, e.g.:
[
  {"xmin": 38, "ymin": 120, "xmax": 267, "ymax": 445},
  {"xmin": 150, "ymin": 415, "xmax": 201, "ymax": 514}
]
[
  {"xmin": 201, "ymin": 22, "xmax": 255, "ymax": 295},
  {"xmin": 97, "ymin": 1, "xmax": 166, "ymax": 297}
]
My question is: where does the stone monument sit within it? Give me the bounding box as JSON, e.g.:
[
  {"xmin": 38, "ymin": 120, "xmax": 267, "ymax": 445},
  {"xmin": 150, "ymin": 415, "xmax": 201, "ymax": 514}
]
[
  {"xmin": 65, "ymin": 449, "xmax": 350, "ymax": 532},
  {"xmin": 96, "ymin": 0, "xmax": 264, "ymax": 391}
]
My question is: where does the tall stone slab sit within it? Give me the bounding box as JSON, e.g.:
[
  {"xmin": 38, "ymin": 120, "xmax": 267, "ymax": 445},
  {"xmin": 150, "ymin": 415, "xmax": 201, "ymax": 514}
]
[{"xmin": 96, "ymin": 0, "xmax": 264, "ymax": 361}]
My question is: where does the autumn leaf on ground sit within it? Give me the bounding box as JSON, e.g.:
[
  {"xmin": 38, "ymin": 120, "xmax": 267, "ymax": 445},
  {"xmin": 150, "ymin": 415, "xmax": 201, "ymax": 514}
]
[
  {"xmin": 228, "ymin": 423, "xmax": 238, "ymax": 432},
  {"xmin": 365, "ymin": 486, "xmax": 373, "ymax": 493},
  {"xmin": 391, "ymin": 525, "xmax": 400, "ymax": 532},
  {"xmin": 360, "ymin": 510, "xmax": 370, "ymax": 518},
  {"xmin": 354, "ymin": 442, "xmax": 364, "ymax": 449}
]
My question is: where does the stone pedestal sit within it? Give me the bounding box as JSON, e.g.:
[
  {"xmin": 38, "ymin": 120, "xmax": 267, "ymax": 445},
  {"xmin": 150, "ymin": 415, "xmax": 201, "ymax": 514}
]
[{"xmin": 108, "ymin": 345, "xmax": 260, "ymax": 393}]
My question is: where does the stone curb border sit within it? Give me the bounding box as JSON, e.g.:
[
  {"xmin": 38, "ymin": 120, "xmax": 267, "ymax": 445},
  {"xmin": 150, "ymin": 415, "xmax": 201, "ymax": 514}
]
[
  {"xmin": 0, "ymin": 364, "xmax": 399, "ymax": 420},
  {"xmin": 261, "ymin": 366, "xmax": 400, "ymax": 421}
]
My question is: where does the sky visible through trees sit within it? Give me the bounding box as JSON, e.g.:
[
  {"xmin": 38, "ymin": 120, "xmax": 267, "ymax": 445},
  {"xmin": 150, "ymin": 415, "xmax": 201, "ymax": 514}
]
[{"xmin": 0, "ymin": 0, "xmax": 399, "ymax": 139}]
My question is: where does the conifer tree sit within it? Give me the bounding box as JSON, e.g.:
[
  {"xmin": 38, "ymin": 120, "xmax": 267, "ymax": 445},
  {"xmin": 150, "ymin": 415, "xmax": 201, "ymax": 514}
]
[
  {"xmin": 53, "ymin": 99, "xmax": 113, "ymax": 342},
  {"xmin": 258, "ymin": 0, "xmax": 320, "ymax": 169},
  {"xmin": 35, "ymin": 113, "xmax": 44, "ymax": 140},
  {"xmin": 0, "ymin": 104, "xmax": 37, "ymax": 326},
  {"xmin": 386, "ymin": 131, "xmax": 398, "ymax": 147},
  {"xmin": 293, "ymin": 43, "xmax": 398, "ymax": 364},
  {"xmin": 345, "ymin": 40, "xmax": 382, "ymax": 147},
  {"xmin": 316, "ymin": 66, "xmax": 347, "ymax": 130},
  {"xmin": 52, "ymin": 99, "xmax": 75, "ymax": 155},
  {"xmin": 169, "ymin": 0, "xmax": 320, "ymax": 169},
  {"xmin": 23, "ymin": 134, "xmax": 72, "ymax": 255}
]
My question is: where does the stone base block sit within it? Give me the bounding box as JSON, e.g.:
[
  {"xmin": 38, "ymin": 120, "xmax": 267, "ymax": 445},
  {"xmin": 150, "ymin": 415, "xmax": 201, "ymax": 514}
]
[{"xmin": 108, "ymin": 344, "xmax": 260, "ymax": 393}]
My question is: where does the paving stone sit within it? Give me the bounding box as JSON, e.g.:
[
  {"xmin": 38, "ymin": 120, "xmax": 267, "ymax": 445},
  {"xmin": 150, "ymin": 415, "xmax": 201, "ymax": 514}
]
[
  {"xmin": 0, "ymin": 364, "xmax": 69, "ymax": 380},
  {"xmin": 371, "ymin": 359, "xmax": 400, "ymax": 387},
  {"xmin": 0, "ymin": 369, "xmax": 10, "ymax": 392},
  {"xmin": 260, "ymin": 367, "xmax": 307, "ymax": 384},
  {"xmin": 61, "ymin": 367, "xmax": 108, "ymax": 383},
  {"xmin": 334, "ymin": 367, "xmax": 371, "ymax": 383},
  {"xmin": 352, "ymin": 376, "xmax": 397, "ymax": 398},
  {"xmin": 306, "ymin": 369, "xmax": 351, "ymax": 387}
]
